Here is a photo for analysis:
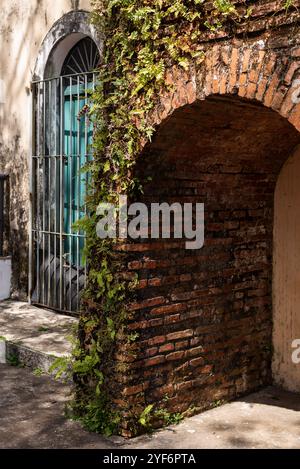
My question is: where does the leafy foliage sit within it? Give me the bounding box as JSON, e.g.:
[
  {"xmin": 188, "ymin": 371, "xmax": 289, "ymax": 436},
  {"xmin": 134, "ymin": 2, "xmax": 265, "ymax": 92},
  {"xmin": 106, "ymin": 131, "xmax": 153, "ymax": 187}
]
[
  {"xmin": 70, "ymin": 0, "xmax": 247, "ymax": 436},
  {"xmin": 70, "ymin": 0, "xmax": 290, "ymax": 435},
  {"xmin": 139, "ymin": 404, "xmax": 154, "ymax": 428},
  {"xmin": 6, "ymin": 353, "xmax": 20, "ymax": 367},
  {"xmin": 283, "ymin": 0, "xmax": 295, "ymax": 10}
]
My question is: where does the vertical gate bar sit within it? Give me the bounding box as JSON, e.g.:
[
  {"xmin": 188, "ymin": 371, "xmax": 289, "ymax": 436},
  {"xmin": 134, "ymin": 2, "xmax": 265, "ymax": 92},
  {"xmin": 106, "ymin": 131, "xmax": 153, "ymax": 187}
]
[
  {"xmin": 54, "ymin": 78, "xmax": 58, "ymax": 308},
  {"xmin": 28, "ymin": 82, "xmax": 35, "ymax": 303},
  {"xmin": 42, "ymin": 81, "xmax": 46, "ymax": 305},
  {"xmin": 92, "ymin": 71, "xmax": 96, "ymax": 92},
  {"xmin": 43, "ymin": 81, "xmax": 47, "ymax": 305},
  {"xmin": 69, "ymin": 76, "xmax": 73, "ymax": 312},
  {"xmin": 84, "ymin": 73, "xmax": 88, "ymax": 285},
  {"xmin": 59, "ymin": 76, "xmax": 64, "ymax": 310},
  {"xmin": 48, "ymin": 79, "xmax": 52, "ymax": 307},
  {"xmin": 76, "ymin": 75, "xmax": 80, "ymax": 312},
  {"xmin": 36, "ymin": 83, "xmax": 41, "ymax": 303}
]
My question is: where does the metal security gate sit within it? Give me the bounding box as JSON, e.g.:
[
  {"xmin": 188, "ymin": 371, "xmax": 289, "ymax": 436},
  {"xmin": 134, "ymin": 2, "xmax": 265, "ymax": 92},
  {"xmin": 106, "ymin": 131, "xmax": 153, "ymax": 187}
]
[{"xmin": 29, "ymin": 71, "xmax": 96, "ymax": 315}]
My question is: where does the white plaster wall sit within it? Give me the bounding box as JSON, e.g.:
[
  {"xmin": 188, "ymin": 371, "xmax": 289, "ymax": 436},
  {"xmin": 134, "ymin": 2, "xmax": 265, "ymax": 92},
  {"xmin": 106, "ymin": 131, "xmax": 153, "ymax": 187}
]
[
  {"xmin": 0, "ymin": 258, "xmax": 12, "ymax": 300},
  {"xmin": 0, "ymin": 0, "xmax": 92, "ymax": 153},
  {"xmin": 273, "ymin": 145, "xmax": 300, "ymax": 392},
  {"xmin": 0, "ymin": 339, "xmax": 5, "ymax": 364},
  {"xmin": 0, "ymin": 0, "xmax": 92, "ymax": 294}
]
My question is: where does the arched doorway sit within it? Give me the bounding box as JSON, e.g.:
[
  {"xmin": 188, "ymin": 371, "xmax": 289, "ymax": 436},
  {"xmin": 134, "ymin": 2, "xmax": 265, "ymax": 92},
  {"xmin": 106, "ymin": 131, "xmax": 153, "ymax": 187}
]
[
  {"xmin": 129, "ymin": 95, "xmax": 300, "ymax": 412},
  {"xmin": 29, "ymin": 18, "xmax": 100, "ymax": 315}
]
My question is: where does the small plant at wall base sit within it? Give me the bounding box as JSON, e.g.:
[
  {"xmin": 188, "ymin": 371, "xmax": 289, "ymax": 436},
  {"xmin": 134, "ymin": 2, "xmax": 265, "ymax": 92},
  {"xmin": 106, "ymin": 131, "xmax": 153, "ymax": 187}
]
[{"xmin": 66, "ymin": 0, "xmax": 291, "ymax": 436}]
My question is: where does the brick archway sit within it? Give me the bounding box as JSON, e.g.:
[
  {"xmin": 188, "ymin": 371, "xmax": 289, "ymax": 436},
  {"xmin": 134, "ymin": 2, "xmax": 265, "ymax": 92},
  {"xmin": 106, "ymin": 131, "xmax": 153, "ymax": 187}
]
[
  {"xmin": 113, "ymin": 42, "xmax": 300, "ymax": 437},
  {"xmin": 144, "ymin": 42, "xmax": 300, "ymax": 139},
  {"xmin": 122, "ymin": 93, "xmax": 300, "ymax": 424}
]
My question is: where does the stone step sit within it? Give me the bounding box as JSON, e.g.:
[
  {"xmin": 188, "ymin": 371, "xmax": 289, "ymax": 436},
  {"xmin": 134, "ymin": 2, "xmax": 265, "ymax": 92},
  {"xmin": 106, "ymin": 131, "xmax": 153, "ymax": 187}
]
[
  {"xmin": 0, "ymin": 300, "xmax": 77, "ymax": 373},
  {"xmin": 0, "ymin": 340, "xmax": 58, "ymax": 373}
]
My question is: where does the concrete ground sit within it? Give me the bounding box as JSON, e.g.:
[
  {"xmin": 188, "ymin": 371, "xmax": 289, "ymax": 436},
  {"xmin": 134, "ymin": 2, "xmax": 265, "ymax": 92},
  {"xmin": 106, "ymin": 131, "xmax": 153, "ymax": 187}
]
[
  {"xmin": 0, "ymin": 300, "xmax": 77, "ymax": 372},
  {"xmin": 1, "ymin": 364, "xmax": 300, "ymax": 449},
  {"xmin": 0, "ymin": 300, "xmax": 76, "ymax": 357}
]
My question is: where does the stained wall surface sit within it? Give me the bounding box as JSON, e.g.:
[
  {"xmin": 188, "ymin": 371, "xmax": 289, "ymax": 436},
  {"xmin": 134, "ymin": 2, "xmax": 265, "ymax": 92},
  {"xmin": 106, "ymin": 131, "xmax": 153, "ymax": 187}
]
[
  {"xmin": 0, "ymin": 0, "xmax": 91, "ymax": 295},
  {"xmin": 273, "ymin": 145, "xmax": 300, "ymax": 392}
]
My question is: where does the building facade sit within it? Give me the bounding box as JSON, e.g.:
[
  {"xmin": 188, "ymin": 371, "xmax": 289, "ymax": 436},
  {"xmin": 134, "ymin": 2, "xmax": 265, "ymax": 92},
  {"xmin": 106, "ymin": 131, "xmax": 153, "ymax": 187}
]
[
  {"xmin": 0, "ymin": 0, "xmax": 99, "ymax": 303},
  {"xmin": 1, "ymin": 0, "xmax": 300, "ymax": 436}
]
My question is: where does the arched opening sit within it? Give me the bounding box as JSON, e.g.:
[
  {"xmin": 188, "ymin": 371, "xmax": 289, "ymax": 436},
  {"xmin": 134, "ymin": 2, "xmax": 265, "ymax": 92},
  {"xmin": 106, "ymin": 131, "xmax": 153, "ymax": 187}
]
[
  {"xmin": 30, "ymin": 25, "xmax": 100, "ymax": 315},
  {"xmin": 131, "ymin": 95, "xmax": 300, "ymax": 411},
  {"xmin": 33, "ymin": 10, "xmax": 102, "ymax": 81}
]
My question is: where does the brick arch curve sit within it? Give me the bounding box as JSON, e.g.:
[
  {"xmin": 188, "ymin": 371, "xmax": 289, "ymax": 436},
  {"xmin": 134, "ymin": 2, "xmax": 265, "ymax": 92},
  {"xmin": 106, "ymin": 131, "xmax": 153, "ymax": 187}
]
[{"xmin": 145, "ymin": 42, "xmax": 300, "ymax": 140}]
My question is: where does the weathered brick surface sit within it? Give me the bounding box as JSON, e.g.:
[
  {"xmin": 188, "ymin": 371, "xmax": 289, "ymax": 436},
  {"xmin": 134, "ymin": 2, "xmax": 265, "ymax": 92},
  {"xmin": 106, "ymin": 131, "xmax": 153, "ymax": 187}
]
[{"xmin": 109, "ymin": 3, "xmax": 300, "ymax": 436}]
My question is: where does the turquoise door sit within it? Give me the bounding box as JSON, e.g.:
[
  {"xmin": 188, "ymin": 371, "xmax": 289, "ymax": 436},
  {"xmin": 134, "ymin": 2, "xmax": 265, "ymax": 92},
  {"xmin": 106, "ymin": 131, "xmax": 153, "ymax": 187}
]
[{"xmin": 63, "ymin": 82, "xmax": 93, "ymax": 267}]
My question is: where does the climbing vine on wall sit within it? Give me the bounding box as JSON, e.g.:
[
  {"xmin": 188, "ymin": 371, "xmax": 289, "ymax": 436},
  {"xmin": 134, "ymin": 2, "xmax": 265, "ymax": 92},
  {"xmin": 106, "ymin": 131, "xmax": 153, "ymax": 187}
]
[{"xmin": 64, "ymin": 0, "xmax": 292, "ymax": 435}]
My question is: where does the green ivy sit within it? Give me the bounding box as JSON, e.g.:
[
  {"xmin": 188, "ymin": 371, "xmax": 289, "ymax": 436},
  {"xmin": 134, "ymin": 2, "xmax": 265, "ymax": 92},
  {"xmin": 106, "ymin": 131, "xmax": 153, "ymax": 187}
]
[
  {"xmin": 67, "ymin": 0, "xmax": 290, "ymax": 435},
  {"xmin": 283, "ymin": 0, "xmax": 295, "ymax": 10}
]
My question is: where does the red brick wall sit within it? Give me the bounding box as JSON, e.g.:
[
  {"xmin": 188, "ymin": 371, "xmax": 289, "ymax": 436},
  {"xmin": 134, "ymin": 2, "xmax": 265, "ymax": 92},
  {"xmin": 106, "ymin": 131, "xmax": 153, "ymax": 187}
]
[
  {"xmin": 108, "ymin": 3, "xmax": 300, "ymax": 436},
  {"xmin": 117, "ymin": 97, "xmax": 299, "ymax": 431}
]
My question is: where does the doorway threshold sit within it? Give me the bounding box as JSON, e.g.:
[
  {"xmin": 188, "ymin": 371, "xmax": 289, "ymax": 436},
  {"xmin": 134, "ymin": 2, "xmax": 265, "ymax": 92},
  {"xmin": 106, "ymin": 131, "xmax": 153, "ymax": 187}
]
[{"xmin": 0, "ymin": 300, "xmax": 77, "ymax": 372}]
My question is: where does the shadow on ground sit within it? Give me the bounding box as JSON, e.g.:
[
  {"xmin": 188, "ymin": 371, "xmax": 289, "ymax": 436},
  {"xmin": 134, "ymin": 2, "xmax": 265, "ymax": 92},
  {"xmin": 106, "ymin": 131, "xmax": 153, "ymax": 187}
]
[{"xmin": 0, "ymin": 364, "xmax": 300, "ymax": 449}]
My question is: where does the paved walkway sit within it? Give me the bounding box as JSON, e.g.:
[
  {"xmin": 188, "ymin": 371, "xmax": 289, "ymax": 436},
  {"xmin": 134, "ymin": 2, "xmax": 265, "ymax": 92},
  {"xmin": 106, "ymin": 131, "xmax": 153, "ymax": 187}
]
[
  {"xmin": 0, "ymin": 364, "xmax": 300, "ymax": 449},
  {"xmin": 0, "ymin": 300, "xmax": 76, "ymax": 372},
  {"xmin": 0, "ymin": 300, "xmax": 76, "ymax": 357}
]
